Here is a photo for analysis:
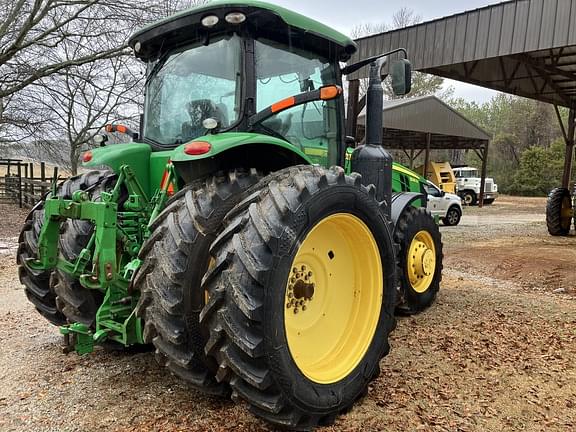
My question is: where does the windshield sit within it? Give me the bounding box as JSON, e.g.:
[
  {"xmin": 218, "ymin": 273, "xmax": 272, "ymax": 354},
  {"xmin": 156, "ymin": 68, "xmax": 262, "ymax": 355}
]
[
  {"xmin": 144, "ymin": 35, "xmax": 242, "ymax": 146},
  {"xmin": 455, "ymin": 169, "xmax": 479, "ymax": 178},
  {"xmin": 254, "ymin": 39, "xmax": 339, "ymax": 166}
]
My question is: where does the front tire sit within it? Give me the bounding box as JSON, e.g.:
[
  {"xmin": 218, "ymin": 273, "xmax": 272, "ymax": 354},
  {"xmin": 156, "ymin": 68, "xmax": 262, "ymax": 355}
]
[
  {"xmin": 133, "ymin": 169, "xmax": 260, "ymax": 396},
  {"xmin": 546, "ymin": 188, "xmax": 572, "ymax": 236},
  {"xmin": 395, "ymin": 206, "xmax": 443, "ymax": 315},
  {"xmin": 200, "ymin": 166, "xmax": 397, "ymax": 429},
  {"xmin": 442, "ymin": 205, "xmax": 461, "ymax": 226},
  {"xmin": 461, "ymin": 190, "xmax": 477, "ymax": 206}
]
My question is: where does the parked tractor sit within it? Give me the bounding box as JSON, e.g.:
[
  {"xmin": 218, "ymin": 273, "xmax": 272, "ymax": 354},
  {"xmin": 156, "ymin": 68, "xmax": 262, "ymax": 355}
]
[{"xmin": 17, "ymin": 1, "xmax": 443, "ymax": 428}]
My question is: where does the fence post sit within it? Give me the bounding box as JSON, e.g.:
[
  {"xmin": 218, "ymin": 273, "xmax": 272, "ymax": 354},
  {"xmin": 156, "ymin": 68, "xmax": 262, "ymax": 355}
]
[
  {"xmin": 29, "ymin": 163, "xmax": 34, "ymax": 206},
  {"xmin": 40, "ymin": 162, "xmax": 46, "ymax": 197},
  {"xmin": 23, "ymin": 164, "xmax": 28, "ymax": 206},
  {"xmin": 17, "ymin": 162, "xmax": 22, "ymax": 208}
]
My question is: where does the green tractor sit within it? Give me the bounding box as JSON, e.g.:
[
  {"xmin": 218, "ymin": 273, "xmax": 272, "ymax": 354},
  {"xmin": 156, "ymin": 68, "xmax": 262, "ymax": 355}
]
[{"xmin": 17, "ymin": 1, "xmax": 442, "ymax": 428}]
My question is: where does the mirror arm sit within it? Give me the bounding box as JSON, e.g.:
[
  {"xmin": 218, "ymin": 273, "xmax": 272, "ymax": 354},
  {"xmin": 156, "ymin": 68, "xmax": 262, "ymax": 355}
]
[
  {"xmin": 341, "ymin": 48, "xmax": 408, "ymax": 76},
  {"xmin": 248, "ymin": 85, "xmax": 342, "ymax": 127}
]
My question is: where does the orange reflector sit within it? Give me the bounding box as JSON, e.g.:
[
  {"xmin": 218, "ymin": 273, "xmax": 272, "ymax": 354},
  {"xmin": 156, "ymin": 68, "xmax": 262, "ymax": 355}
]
[
  {"xmin": 167, "ymin": 183, "xmax": 175, "ymax": 196},
  {"xmin": 184, "ymin": 141, "xmax": 212, "ymax": 155},
  {"xmin": 116, "ymin": 125, "xmax": 128, "ymax": 133},
  {"xmin": 82, "ymin": 151, "xmax": 93, "ymax": 163},
  {"xmin": 105, "ymin": 124, "xmax": 113, "ymax": 132},
  {"xmin": 320, "ymin": 85, "xmax": 342, "ymax": 100},
  {"xmin": 271, "ymin": 96, "xmax": 295, "ymax": 113}
]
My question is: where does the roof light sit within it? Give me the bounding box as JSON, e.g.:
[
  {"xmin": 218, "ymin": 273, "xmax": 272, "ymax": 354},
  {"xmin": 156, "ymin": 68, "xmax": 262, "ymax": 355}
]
[
  {"xmin": 184, "ymin": 141, "xmax": 212, "ymax": 155},
  {"xmin": 225, "ymin": 12, "xmax": 246, "ymax": 24},
  {"xmin": 201, "ymin": 15, "xmax": 219, "ymax": 28},
  {"xmin": 82, "ymin": 151, "xmax": 93, "ymax": 163},
  {"xmin": 134, "ymin": 41, "xmax": 141, "ymax": 53}
]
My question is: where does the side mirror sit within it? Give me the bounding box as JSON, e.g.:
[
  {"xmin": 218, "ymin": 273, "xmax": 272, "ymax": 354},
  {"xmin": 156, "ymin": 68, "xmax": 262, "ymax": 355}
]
[
  {"xmin": 345, "ymin": 136, "xmax": 356, "ymax": 148},
  {"xmin": 391, "ymin": 59, "xmax": 412, "ymax": 96}
]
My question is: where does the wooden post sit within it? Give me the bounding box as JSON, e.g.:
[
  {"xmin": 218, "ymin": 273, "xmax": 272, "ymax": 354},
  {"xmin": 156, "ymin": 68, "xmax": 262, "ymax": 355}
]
[
  {"xmin": 346, "ymin": 79, "xmax": 360, "ymax": 140},
  {"xmin": 17, "ymin": 162, "xmax": 22, "ymax": 208},
  {"xmin": 561, "ymin": 109, "xmax": 575, "ymax": 189},
  {"xmin": 478, "ymin": 141, "xmax": 489, "ymax": 208},
  {"xmin": 29, "ymin": 163, "xmax": 34, "ymax": 205},
  {"xmin": 23, "ymin": 164, "xmax": 28, "ymax": 206},
  {"xmin": 40, "ymin": 162, "xmax": 46, "ymax": 197},
  {"xmin": 423, "ymin": 133, "xmax": 431, "ymax": 180}
]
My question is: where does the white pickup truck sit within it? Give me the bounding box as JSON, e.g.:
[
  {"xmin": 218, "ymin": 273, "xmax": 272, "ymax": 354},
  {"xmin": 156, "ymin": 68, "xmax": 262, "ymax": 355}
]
[
  {"xmin": 424, "ymin": 181, "xmax": 463, "ymax": 226},
  {"xmin": 453, "ymin": 166, "xmax": 498, "ymax": 205}
]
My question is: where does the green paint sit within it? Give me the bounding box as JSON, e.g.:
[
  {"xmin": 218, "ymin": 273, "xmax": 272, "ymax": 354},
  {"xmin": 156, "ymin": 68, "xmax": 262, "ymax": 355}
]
[
  {"xmin": 82, "ymin": 143, "xmax": 151, "ymax": 196},
  {"xmin": 130, "ymin": 0, "xmax": 356, "ymax": 55},
  {"xmin": 170, "ymin": 132, "xmax": 312, "ymax": 164}
]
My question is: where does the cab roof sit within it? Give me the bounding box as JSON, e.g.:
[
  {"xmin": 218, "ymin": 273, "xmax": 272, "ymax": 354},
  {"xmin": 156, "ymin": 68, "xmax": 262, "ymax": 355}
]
[{"xmin": 129, "ymin": 0, "xmax": 357, "ymax": 62}]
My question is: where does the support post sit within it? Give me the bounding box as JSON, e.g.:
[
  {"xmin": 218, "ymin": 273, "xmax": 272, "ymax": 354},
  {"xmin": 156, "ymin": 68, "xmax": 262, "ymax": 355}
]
[
  {"xmin": 346, "ymin": 79, "xmax": 360, "ymax": 140},
  {"xmin": 561, "ymin": 108, "xmax": 575, "ymax": 189},
  {"xmin": 423, "ymin": 133, "xmax": 431, "ymax": 180},
  {"xmin": 479, "ymin": 142, "xmax": 489, "ymax": 208}
]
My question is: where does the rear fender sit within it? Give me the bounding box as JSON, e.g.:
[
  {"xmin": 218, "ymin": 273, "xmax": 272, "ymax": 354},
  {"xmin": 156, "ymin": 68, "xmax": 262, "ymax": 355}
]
[
  {"xmin": 391, "ymin": 192, "xmax": 425, "ymax": 234},
  {"xmin": 81, "ymin": 143, "xmax": 152, "ymax": 196},
  {"xmin": 170, "ymin": 132, "xmax": 312, "ymax": 183}
]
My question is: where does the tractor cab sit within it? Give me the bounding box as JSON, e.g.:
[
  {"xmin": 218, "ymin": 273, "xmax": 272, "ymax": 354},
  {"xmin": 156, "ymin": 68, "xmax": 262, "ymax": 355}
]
[{"xmin": 130, "ymin": 0, "xmax": 356, "ymax": 168}]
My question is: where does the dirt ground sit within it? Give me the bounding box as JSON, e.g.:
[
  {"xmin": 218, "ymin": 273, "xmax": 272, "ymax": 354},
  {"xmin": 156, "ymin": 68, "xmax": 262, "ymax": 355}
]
[{"xmin": 0, "ymin": 196, "xmax": 575, "ymax": 431}]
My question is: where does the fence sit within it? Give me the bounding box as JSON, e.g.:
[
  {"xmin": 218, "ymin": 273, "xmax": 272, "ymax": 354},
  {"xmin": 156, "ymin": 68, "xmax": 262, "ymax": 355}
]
[{"xmin": 0, "ymin": 159, "xmax": 64, "ymax": 208}]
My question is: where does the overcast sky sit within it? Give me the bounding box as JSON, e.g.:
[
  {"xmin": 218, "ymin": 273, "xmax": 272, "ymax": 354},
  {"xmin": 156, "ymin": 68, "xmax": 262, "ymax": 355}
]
[{"xmin": 271, "ymin": 0, "xmax": 504, "ymax": 103}]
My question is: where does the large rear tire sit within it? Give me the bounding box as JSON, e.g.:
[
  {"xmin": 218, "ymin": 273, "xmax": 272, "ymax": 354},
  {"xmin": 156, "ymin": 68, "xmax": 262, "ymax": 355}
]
[
  {"xmin": 134, "ymin": 169, "xmax": 260, "ymax": 396},
  {"xmin": 200, "ymin": 166, "xmax": 397, "ymax": 429},
  {"xmin": 17, "ymin": 170, "xmax": 112, "ymax": 326},
  {"xmin": 546, "ymin": 187, "xmax": 572, "ymax": 236},
  {"xmin": 395, "ymin": 206, "xmax": 443, "ymax": 315}
]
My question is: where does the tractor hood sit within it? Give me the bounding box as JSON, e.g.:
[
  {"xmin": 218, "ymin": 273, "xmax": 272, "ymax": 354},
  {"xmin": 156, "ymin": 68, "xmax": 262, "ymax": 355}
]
[{"xmin": 128, "ymin": 0, "xmax": 357, "ymax": 62}]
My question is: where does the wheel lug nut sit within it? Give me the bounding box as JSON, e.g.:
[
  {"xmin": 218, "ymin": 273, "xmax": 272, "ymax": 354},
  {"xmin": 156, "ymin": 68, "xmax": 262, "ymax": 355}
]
[
  {"xmin": 286, "ymin": 303, "xmax": 292, "ymax": 308},
  {"xmin": 294, "ymin": 308, "xmax": 299, "ymax": 314},
  {"xmin": 288, "ymin": 292, "xmax": 293, "ymax": 298},
  {"xmin": 308, "ymin": 271, "xmax": 312, "ymax": 277},
  {"xmin": 292, "ymin": 267, "xmax": 297, "ymax": 273},
  {"xmin": 301, "ymin": 265, "xmax": 306, "ymax": 271},
  {"xmin": 302, "ymin": 305, "xmax": 307, "ymax": 311}
]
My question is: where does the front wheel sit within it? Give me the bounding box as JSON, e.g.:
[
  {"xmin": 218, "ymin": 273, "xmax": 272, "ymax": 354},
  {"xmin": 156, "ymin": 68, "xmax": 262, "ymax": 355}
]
[
  {"xmin": 442, "ymin": 205, "xmax": 461, "ymax": 226},
  {"xmin": 200, "ymin": 166, "xmax": 397, "ymax": 429},
  {"xmin": 395, "ymin": 206, "xmax": 443, "ymax": 315},
  {"xmin": 461, "ymin": 190, "xmax": 477, "ymax": 206}
]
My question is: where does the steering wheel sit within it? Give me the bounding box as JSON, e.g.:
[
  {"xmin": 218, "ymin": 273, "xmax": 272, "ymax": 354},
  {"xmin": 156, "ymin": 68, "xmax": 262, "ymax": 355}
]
[{"xmin": 182, "ymin": 99, "xmax": 226, "ymax": 140}]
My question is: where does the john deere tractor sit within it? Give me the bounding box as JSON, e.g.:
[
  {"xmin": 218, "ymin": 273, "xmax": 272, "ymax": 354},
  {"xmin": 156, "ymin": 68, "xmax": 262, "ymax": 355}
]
[{"xmin": 17, "ymin": 1, "xmax": 442, "ymax": 428}]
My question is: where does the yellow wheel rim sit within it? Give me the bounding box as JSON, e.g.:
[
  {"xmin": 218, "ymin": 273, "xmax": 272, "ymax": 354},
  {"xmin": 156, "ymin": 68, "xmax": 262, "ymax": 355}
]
[
  {"xmin": 561, "ymin": 196, "xmax": 572, "ymax": 229},
  {"xmin": 284, "ymin": 213, "xmax": 383, "ymax": 384},
  {"xmin": 407, "ymin": 230, "xmax": 436, "ymax": 294}
]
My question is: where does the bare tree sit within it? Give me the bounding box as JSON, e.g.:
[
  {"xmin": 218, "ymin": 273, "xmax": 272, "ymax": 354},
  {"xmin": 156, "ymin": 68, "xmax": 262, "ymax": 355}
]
[{"xmin": 0, "ymin": 0, "xmax": 206, "ymax": 167}]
